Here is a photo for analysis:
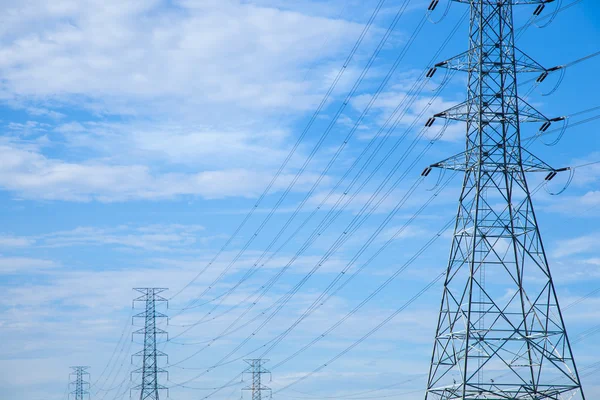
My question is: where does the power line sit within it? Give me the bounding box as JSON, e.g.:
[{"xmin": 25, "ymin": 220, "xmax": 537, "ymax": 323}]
[
  {"xmin": 164, "ymin": 6, "xmax": 466, "ymax": 376},
  {"xmin": 272, "ymin": 273, "xmax": 445, "ymax": 394},
  {"xmin": 91, "ymin": 310, "xmax": 133, "ymax": 394},
  {"xmin": 171, "ymin": 0, "xmax": 423, "ymax": 314},
  {"xmin": 168, "ymin": 8, "xmax": 468, "ymax": 344},
  {"xmin": 169, "ymin": 0, "xmax": 391, "ymax": 303}
]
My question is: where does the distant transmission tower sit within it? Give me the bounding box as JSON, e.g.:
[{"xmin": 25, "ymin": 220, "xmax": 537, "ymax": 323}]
[
  {"xmin": 243, "ymin": 359, "xmax": 272, "ymax": 400},
  {"xmin": 423, "ymin": 0, "xmax": 585, "ymax": 399},
  {"xmin": 132, "ymin": 288, "xmax": 168, "ymax": 400},
  {"xmin": 69, "ymin": 366, "xmax": 90, "ymax": 400}
]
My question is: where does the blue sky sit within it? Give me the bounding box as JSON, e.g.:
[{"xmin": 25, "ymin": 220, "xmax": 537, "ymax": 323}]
[{"xmin": 0, "ymin": 0, "xmax": 599, "ymax": 399}]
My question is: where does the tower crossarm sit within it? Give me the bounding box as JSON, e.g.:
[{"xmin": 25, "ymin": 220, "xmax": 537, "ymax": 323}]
[
  {"xmin": 451, "ymin": 0, "xmax": 555, "ymax": 5},
  {"xmin": 426, "ymin": 147, "xmax": 566, "ymax": 174},
  {"xmin": 433, "ymin": 46, "xmax": 546, "ymax": 74}
]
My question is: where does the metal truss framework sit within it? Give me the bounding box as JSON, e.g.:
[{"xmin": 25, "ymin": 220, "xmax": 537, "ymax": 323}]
[
  {"xmin": 132, "ymin": 288, "xmax": 168, "ymax": 400},
  {"xmin": 243, "ymin": 359, "xmax": 272, "ymax": 400},
  {"xmin": 424, "ymin": 1, "xmax": 586, "ymax": 399},
  {"xmin": 70, "ymin": 366, "xmax": 91, "ymax": 400}
]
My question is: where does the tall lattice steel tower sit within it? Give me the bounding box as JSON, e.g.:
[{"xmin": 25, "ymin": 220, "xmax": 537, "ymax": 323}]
[
  {"xmin": 69, "ymin": 366, "xmax": 90, "ymax": 400},
  {"xmin": 243, "ymin": 359, "xmax": 272, "ymax": 400},
  {"xmin": 132, "ymin": 288, "xmax": 168, "ymax": 400},
  {"xmin": 423, "ymin": 0, "xmax": 585, "ymax": 399}
]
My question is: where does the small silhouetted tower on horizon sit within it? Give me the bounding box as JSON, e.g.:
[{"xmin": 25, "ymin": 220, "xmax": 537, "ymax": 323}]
[
  {"xmin": 132, "ymin": 288, "xmax": 168, "ymax": 400},
  {"xmin": 69, "ymin": 366, "xmax": 90, "ymax": 400},
  {"xmin": 243, "ymin": 359, "xmax": 271, "ymax": 400},
  {"xmin": 423, "ymin": 0, "xmax": 585, "ymax": 399}
]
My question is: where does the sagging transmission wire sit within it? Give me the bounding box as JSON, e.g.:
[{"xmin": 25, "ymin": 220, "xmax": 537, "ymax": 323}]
[
  {"xmin": 164, "ymin": 139, "xmax": 454, "ymax": 379},
  {"xmin": 170, "ymin": 0, "xmax": 424, "ymax": 318},
  {"xmin": 94, "ymin": 324, "xmax": 136, "ymax": 400},
  {"xmin": 286, "ymin": 389, "xmax": 425, "ymax": 400},
  {"xmin": 175, "ymin": 0, "xmax": 592, "ymax": 392},
  {"xmin": 263, "ymin": 177, "xmax": 458, "ymax": 365},
  {"xmin": 169, "ymin": 173, "xmax": 457, "ymax": 388},
  {"xmin": 166, "ymin": 10, "xmax": 468, "ymax": 374},
  {"xmin": 171, "ymin": 0, "xmax": 581, "ymax": 323},
  {"xmin": 564, "ymin": 286, "xmax": 600, "ymax": 311},
  {"xmin": 96, "ymin": 335, "xmax": 136, "ymax": 400},
  {"xmin": 520, "ymin": 50, "xmax": 600, "ymax": 98},
  {"xmin": 168, "ymin": 170, "xmax": 426, "ymax": 370},
  {"xmin": 580, "ymin": 361, "xmax": 600, "ymax": 379},
  {"xmin": 194, "ymin": 237, "xmax": 451, "ymax": 399},
  {"xmin": 272, "ymin": 273, "xmax": 446, "ymax": 394},
  {"xmin": 284, "ymin": 375, "xmax": 426, "ymax": 399},
  {"xmin": 522, "ymin": 105, "xmax": 600, "ymax": 147},
  {"xmin": 269, "ymin": 178, "xmax": 557, "ymax": 394},
  {"xmin": 282, "ymin": 279, "xmax": 600, "ymax": 400},
  {"xmin": 515, "ymin": 0, "xmax": 582, "ymax": 41},
  {"xmin": 168, "ymin": 72, "xmax": 455, "ymax": 338},
  {"xmin": 177, "ymin": 0, "xmax": 584, "ymax": 392},
  {"xmin": 168, "ymin": 8, "xmax": 468, "ymax": 337},
  {"xmin": 100, "ymin": 357, "xmax": 138, "ymax": 400},
  {"xmin": 90, "ymin": 310, "xmax": 133, "ymax": 392},
  {"xmin": 168, "ymin": 0, "xmax": 391, "ymax": 304},
  {"xmin": 177, "ymin": 177, "xmax": 554, "ymax": 395},
  {"xmin": 170, "ymin": 0, "xmax": 578, "ymax": 321},
  {"xmin": 166, "ymin": 68, "xmax": 459, "ymax": 363}
]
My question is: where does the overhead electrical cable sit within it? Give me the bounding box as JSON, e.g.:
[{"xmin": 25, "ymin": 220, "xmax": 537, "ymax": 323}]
[
  {"xmin": 169, "ymin": 0, "xmax": 390, "ymax": 303},
  {"xmin": 90, "ymin": 311, "xmax": 133, "ymax": 392},
  {"xmin": 169, "ymin": 183, "xmax": 459, "ymax": 387},
  {"xmin": 283, "ymin": 375, "xmax": 427, "ymax": 400},
  {"xmin": 182, "ymin": 2, "xmax": 584, "ymax": 394},
  {"xmin": 166, "ymin": 165, "xmax": 456, "ymax": 379},
  {"xmin": 564, "ymin": 287, "xmax": 600, "ymax": 311},
  {"xmin": 267, "ymin": 177, "xmax": 555, "ymax": 394},
  {"xmin": 171, "ymin": 0, "xmax": 423, "ymax": 316},
  {"xmin": 169, "ymin": 9, "xmax": 468, "ymax": 339},
  {"xmin": 521, "ymin": 105, "xmax": 600, "ymax": 146},
  {"xmin": 515, "ymin": 0, "xmax": 582, "ymax": 40},
  {"xmin": 167, "ymin": 9, "xmax": 469, "ymax": 372},
  {"xmin": 96, "ymin": 336, "xmax": 136, "ymax": 400},
  {"xmin": 167, "ymin": 80, "xmax": 458, "ymax": 368},
  {"xmin": 271, "ymin": 273, "xmax": 445, "ymax": 394}
]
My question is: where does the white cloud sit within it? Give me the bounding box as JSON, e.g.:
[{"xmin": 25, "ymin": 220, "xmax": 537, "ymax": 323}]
[
  {"xmin": 0, "ymin": 235, "xmax": 35, "ymax": 247},
  {"xmin": 0, "ymin": 142, "xmax": 330, "ymax": 201},
  {"xmin": 0, "ymin": 0, "xmax": 372, "ymax": 203},
  {"xmin": 0, "ymin": 256, "xmax": 57, "ymax": 274},
  {"xmin": 553, "ymin": 233, "xmax": 599, "ymax": 258},
  {"xmin": 0, "ymin": 0, "xmax": 363, "ymax": 118}
]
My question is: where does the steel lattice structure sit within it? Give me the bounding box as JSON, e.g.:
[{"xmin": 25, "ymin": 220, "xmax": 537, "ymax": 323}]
[
  {"xmin": 69, "ymin": 366, "xmax": 90, "ymax": 400},
  {"xmin": 243, "ymin": 359, "xmax": 272, "ymax": 400},
  {"xmin": 132, "ymin": 288, "xmax": 168, "ymax": 400},
  {"xmin": 423, "ymin": 0, "xmax": 586, "ymax": 399}
]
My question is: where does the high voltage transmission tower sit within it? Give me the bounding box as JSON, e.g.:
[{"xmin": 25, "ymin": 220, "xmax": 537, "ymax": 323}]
[
  {"xmin": 132, "ymin": 288, "xmax": 169, "ymax": 400},
  {"xmin": 243, "ymin": 359, "xmax": 272, "ymax": 400},
  {"xmin": 69, "ymin": 366, "xmax": 90, "ymax": 400},
  {"xmin": 423, "ymin": 0, "xmax": 586, "ymax": 399}
]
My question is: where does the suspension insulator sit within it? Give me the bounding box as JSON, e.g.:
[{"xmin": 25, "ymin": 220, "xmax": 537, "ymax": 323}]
[
  {"xmin": 425, "ymin": 117, "xmax": 436, "ymax": 127},
  {"xmin": 537, "ymin": 71, "xmax": 549, "ymax": 83},
  {"xmin": 426, "ymin": 67, "xmax": 438, "ymax": 78},
  {"xmin": 428, "ymin": 0, "xmax": 440, "ymax": 11},
  {"xmin": 422, "ymin": 167, "xmax": 433, "ymax": 177},
  {"xmin": 540, "ymin": 121, "xmax": 552, "ymax": 132},
  {"xmin": 533, "ymin": 4, "xmax": 545, "ymax": 16},
  {"xmin": 545, "ymin": 171, "xmax": 558, "ymax": 181}
]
